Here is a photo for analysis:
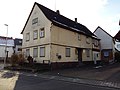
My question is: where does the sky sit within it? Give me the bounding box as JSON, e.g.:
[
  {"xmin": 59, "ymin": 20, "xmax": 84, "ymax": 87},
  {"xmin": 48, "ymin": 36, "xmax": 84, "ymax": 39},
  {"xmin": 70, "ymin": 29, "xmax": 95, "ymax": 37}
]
[{"xmin": 0, "ymin": 0, "xmax": 119, "ymax": 39}]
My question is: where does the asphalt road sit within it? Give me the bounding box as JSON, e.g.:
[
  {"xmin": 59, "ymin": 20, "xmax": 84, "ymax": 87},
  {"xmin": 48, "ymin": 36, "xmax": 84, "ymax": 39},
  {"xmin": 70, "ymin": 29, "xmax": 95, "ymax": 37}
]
[{"xmin": 14, "ymin": 74, "xmax": 119, "ymax": 90}]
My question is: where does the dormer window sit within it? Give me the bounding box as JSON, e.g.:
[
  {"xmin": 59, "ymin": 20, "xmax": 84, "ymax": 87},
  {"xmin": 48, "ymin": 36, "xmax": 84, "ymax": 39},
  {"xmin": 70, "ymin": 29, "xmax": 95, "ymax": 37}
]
[{"xmin": 32, "ymin": 17, "xmax": 38, "ymax": 25}]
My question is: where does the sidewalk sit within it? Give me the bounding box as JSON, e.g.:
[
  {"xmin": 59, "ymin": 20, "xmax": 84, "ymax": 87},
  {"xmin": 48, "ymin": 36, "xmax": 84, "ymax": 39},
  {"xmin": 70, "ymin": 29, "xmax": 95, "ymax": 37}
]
[{"xmin": 0, "ymin": 70, "xmax": 19, "ymax": 90}]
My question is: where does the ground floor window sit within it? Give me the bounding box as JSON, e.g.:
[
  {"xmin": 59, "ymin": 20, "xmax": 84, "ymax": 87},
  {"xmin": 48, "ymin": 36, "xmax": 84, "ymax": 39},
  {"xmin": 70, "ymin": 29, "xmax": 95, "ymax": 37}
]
[
  {"xmin": 40, "ymin": 47, "xmax": 45, "ymax": 57},
  {"xmin": 26, "ymin": 49, "xmax": 30, "ymax": 57},
  {"xmin": 66, "ymin": 48, "xmax": 70, "ymax": 57},
  {"xmin": 104, "ymin": 51, "xmax": 109, "ymax": 57},
  {"xmin": 33, "ymin": 47, "xmax": 38, "ymax": 57}
]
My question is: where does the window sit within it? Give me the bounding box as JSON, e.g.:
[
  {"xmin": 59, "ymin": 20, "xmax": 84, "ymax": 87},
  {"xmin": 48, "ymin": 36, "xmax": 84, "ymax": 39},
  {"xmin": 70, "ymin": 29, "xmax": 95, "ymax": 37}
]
[
  {"xmin": 33, "ymin": 30, "xmax": 38, "ymax": 39},
  {"xmin": 94, "ymin": 40, "xmax": 98, "ymax": 46},
  {"xmin": 104, "ymin": 51, "xmax": 109, "ymax": 57},
  {"xmin": 26, "ymin": 49, "xmax": 30, "ymax": 57},
  {"xmin": 26, "ymin": 33, "xmax": 30, "ymax": 41},
  {"xmin": 66, "ymin": 48, "xmax": 70, "ymax": 57},
  {"xmin": 40, "ymin": 47, "xmax": 45, "ymax": 57},
  {"xmin": 33, "ymin": 47, "xmax": 38, "ymax": 57},
  {"xmin": 86, "ymin": 49, "xmax": 90, "ymax": 57},
  {"xmin": 86, "ymin": 37, "xmax": 90, "ymax": 44},
  {"xmin": 40, "ymin": 28, "xmax": 45, "ymax": 38},
  {"xmin": 32, "ymin": 17, "xmax": 38, "ymax": 25},
  {"xmin": 78, "ymin": 34, "xmax": 81, "ymax": 41}
]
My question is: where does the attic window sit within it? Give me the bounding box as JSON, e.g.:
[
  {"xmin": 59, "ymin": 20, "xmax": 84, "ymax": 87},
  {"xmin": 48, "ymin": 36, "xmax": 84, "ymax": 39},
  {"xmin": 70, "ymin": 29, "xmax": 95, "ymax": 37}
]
[{"xmin": 32, "ymin": 17, "xmax": 38, "ymax": 25}]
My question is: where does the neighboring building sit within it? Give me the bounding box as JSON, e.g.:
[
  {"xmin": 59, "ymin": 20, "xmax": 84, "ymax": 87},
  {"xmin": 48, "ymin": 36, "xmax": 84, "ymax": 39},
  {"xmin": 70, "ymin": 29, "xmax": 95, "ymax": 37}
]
[
  {"xmin": 21, "ymin": 2, "xmax": 101, "ymax": 67},
  {"xmin": 14, "ymin": 38, "xmax": 22, "ymax": 54},
  {"xmin": 114, "ymin": 30, "xmax": 120, "ymax": 51},
  {"xmin": 0, "ymin": 36, "xmax": 14, "ymax": 61},
  {"xmin": 94, "ymin": 26, "xmax": 115, "ymax": 63}
]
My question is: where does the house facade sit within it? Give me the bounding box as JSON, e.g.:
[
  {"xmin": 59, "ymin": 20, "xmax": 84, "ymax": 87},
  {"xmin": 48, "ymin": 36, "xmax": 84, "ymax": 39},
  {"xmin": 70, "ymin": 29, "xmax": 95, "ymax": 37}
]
[
  {"xmin": 94, "ymin": 26, "xmax": 115, "ymax": 63},
  {"xmin": 21, "ymin": 2, "xmax": 101, "ymax": 66},
  {"xmin": 0, "ymin": 36, "xmax": 14, "ymax": 61}
]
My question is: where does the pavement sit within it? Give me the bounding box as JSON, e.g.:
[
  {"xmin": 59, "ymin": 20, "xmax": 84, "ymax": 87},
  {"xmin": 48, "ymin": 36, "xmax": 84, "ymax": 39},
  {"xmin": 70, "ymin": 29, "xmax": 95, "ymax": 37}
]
[{"xmin": 0, "ymin": 63, "xmax": 120, "ymax": 90}]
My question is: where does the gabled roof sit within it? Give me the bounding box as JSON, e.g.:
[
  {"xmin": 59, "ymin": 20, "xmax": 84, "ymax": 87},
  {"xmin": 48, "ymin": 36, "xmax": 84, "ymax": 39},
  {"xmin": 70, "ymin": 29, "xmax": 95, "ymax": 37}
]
[
  {"xmin": 94, "ymin": 26, "xmax": 113, "ymax": 38},
  {"xmin": 114, "ymin": 30, "xmax": 120, "ymax": 40},
  {"xmin": 14, "ymin": 38, "xmax": 22, "ymax": 46},
  {"xmin": 21, "ymin": 2, "xmax": 94, "ymax": 37}
]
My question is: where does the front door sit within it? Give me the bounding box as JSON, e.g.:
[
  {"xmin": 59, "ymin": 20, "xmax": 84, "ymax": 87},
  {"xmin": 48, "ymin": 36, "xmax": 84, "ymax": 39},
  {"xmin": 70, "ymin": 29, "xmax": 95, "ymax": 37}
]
[{"xmin": 77, "ymin": 48, "xmax": 83, "ymax": 63}]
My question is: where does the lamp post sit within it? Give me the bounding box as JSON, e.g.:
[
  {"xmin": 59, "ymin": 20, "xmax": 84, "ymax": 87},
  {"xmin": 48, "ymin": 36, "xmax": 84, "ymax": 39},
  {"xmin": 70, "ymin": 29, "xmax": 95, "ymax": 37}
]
[{"xmin": 4, "ymin": 24, "xmax": 8, "ymax": 68}]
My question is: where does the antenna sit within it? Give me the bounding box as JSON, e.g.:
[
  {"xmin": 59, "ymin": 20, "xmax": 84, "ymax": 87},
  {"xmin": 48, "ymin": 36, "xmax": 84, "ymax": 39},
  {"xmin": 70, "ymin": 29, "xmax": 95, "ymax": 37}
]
[
  {"xmin": 119, "ymin": 20, "xmax": 120, "ymax": 26},
  {"xmin": 55, "ymin": 0, "xmax": 56, "ymax": 11}
]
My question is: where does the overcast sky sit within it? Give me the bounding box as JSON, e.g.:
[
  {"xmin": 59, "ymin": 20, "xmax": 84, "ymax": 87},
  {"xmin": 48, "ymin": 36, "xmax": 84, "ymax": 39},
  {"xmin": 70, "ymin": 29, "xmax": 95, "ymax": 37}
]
[{"xmin": 0, "ymin": 0, "xmax": 119, "ymax": 38}]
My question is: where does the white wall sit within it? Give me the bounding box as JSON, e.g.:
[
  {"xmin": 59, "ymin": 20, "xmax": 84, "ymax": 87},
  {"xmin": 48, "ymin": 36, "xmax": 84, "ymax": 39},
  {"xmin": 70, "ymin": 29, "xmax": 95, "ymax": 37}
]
[
  {"xmin": 0, "ymin": 46, "xmax": 14, "ymax": 59},
  {"xmin": 94, "ymin": 28, "xmax": 113, "ymax": 49}
]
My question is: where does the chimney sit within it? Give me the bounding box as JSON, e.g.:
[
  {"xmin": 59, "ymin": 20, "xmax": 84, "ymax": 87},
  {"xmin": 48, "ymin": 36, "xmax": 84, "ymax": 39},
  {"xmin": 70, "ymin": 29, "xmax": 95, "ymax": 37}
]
[
  {"xmin": 75, "ymin": 18, "xmax": 77, "ymax": 23},
  {"xmin": 56, "ymin": 10, "xmax": 60, "ymax": 14},
  {"xmin": 119, "ymin": 19, "xmax": 120, "ymax": 26}
]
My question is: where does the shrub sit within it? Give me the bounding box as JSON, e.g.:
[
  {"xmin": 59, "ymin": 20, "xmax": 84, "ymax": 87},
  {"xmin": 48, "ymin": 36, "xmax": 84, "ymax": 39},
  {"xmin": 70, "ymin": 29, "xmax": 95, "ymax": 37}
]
[
  {"xmin": 10, "ymin": 53, "xmax": 19, "ymax": 66},
  {"xmin": 115, "ymin": 52, "xmax": 120, "ymax": 62},
  {"xmin": 18, "ymin": 53, "xmax": 25, "ymax": 65},
  {"xmin": 10, "ymin": 53, "xmax": 26, "ymax": 66}
]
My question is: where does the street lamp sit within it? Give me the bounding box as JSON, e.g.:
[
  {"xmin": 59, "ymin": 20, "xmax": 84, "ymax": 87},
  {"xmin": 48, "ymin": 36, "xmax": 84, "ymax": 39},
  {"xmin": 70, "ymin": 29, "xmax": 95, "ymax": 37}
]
[{"xmin": 4, "ymin": 24, "xmax": 8, "ymax": 68}]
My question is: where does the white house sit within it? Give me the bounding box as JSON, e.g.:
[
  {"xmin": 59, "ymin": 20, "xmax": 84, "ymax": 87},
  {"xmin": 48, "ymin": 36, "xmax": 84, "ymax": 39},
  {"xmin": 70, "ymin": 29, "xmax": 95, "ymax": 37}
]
[
  {"xmin": 21, "ymin": 2, "xmax": 101, "ymax": 68},
  {"xmin": 94, "ymin": 26, "xmax": 115, "ymax": 63},
  {"xmin": 0, "ymin": 36, "xmax": 14, "ymax": 61}
]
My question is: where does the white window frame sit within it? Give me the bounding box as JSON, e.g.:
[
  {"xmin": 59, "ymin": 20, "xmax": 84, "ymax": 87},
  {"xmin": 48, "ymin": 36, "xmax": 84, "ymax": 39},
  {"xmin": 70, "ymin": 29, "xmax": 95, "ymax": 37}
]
[
  {"xmin": 66, "ymin": 48, "xmax": 70, "ymax": 57},
  {"xmin": 32, "ymin": 17, "xmax": 38, "ymax": 25},
  {"xmin": 40, "ymin": 28, "xmax": 45, "ymax": 38},
  {"xmin": 40, "ymin": 47, "xmax": 45, "ymax": 57},
  {"xmin": 33, "ymin": 47, "xmax": 38, "ymax": 57},
  {"xmin": 33, "ymin": 30, "xmax": 38, "ymax": 40},
  {"xmin": 26, "ymin": 33, "xmax": 30, "ymax": 41}
]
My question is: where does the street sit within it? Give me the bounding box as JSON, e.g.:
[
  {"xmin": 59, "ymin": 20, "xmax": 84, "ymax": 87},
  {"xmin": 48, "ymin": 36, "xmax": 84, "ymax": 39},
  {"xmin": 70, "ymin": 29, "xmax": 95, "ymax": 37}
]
[
  {"xmin": 0, "ymin": 63, "xmax": 120, "ymax": 90},
  {"xmin": 9, "ymin": 73, "xmax": 119, "ymax": 90}
]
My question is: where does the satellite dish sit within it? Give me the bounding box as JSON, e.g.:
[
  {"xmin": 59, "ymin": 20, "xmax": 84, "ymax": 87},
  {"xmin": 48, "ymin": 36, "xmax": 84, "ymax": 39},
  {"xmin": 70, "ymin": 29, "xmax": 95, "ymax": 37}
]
[{"xmin": 115, "ymin": 41, "xmax": 120, "ymax": 51}]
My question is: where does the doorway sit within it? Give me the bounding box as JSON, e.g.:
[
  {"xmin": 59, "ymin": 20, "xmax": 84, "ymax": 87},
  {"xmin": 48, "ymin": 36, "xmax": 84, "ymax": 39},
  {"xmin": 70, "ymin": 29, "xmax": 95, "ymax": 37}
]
[{"xmin": 77, "ymin": 48, "xmax": 83, "ymax": 63}]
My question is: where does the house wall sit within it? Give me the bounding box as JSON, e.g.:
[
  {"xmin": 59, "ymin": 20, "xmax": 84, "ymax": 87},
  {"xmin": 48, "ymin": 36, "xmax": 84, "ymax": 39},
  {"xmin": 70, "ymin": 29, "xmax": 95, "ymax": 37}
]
[
  {"xmin": 94, "ymin": 28, "xmax": 113, "ymax": 49},
  {"xmin": 22, "ymin": 5, "xmax": 52, "ymax": 62},
  {"xmin": 50, "ymin": 44, "xmax": 78, "ymax": 62},
  {"xmin": 0, "ymin": 46, "xmax": 14, "ymax": 60},
  {"xmin": 22, "ymin": 44, "xmax": 50, "ymax": 63},
  {"xmin": 50, "ymin": 25, "xmax": 94, "ymax": 62}
]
